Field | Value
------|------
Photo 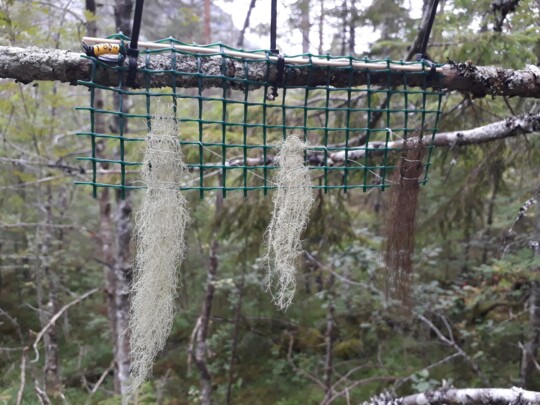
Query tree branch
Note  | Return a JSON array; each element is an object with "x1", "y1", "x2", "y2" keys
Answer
[
  {"x1": 364, "y1": 387, "x2": 540, "y2": 404},
  {"x1": 330, "y1": 113, "x2": 540, "y2": 163},
  {"x1": 16, "y1": 349, "x2": 27, "y2": 405},
  {"x1": 225, "y1": 113, "x2": 540, "y2": 167},
  {"x1": 31, "y1": 287, "x2": 100, "y2": 363},
  {"x1": 417, "y1": 314, "x2": 489, "y2": 386},
  {"x1": 3, "y1": 46, "x2": 540, "y2": 98}
]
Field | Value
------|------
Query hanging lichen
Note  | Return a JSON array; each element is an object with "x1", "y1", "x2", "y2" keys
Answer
[
  {"x1": 126, "y1": 103, "x2": 190, "y2": 402},
  {"x1": 382, "y1": 140, "x2": 425, "y2": 308},
  {"x1": 264, "y1": 135, "x2": 314, "y2": 311}
]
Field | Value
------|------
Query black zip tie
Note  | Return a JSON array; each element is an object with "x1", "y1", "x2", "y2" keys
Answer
[
  {"x1": 267, "y1": 54, "x2": 285, "y2": 101},
  {"x1": 126, "y1": 0, "x2": 145, "y2": 87},
  {"x1": 126, "y1": 48, "x2": 139, "y2": 87},
  {"x1": 266, "y1": 0, "x2": 283, "y2": 100}
]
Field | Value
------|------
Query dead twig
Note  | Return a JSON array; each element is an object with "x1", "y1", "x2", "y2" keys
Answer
[
  {"x1": 417, "y1": 314, "x2": 489, "y2": 385},
  {"x1": 16, "y1": 348, "x2": 27, "y2": 405},
  {"x1": 34, "y1": 382, "x2": 52, "y2": 405},
  {"x1": 84, "y1": 360, "x2": 114, "y2": 405},
  {"x1": 31, "y1": 288, "x2": 99, "y2": 363},
  {"x1": 285, "y1": 333, "x2": 326, "y2": 390}
]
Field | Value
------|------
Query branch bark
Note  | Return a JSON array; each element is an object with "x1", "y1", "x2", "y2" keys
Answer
[
  {"x1": 193, "y1": 238, "x2": 218, "y2": 405},
  {"x1": 321, "y1": 298, "x2": 335, "y2": 405},
  {"x1": 112, "y1": 195, "x2": 132, "y2": 397},
  {"x1": 227, "y1": 113, "x2": 540, "y2": 167},
  {"x1": 520, "y1": 219, "x2": 540, "y2": 388},
  {"x1": 329, "y1": 113, "x2": 540, "y2": 163},
  {"x1": 364, "y1": 387, "x2": 540, "y2": 405},
  {"x1": 31, "y1": 287, "x2": 99, "y2": 363},
  {"x1": 417, "y1": 314, "x2": 489, "y2": 386},
  {"x1": 4, "y1": 45, "x2": 540, "y2": 98},
  {"x1": 237, "y1": 0, "x2": 256, "y2": 48},
  {"x1": 225, "y1": 261, "x2": 245, "y2": 405}
]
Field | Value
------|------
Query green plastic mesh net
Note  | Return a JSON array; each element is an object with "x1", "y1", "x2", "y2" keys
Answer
[{"x1": 76, "y1": 34, "x2": 444, "y2": 198}]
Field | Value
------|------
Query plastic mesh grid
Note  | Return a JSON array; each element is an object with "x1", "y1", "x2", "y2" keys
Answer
[{"x1": 76, "y1": 34, "x2": 444, "y2": 198}]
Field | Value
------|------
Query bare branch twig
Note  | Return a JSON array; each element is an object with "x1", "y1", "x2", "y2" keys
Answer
[
  {"x1": 417, "y1": 314, "x2": 489, "y2": 386},
  {"x1": 16, "y1": 349, "x2": 27, "y2": 405},
  {"x1": 31, "y1": 288, "x2": 99, "y2": 363}
]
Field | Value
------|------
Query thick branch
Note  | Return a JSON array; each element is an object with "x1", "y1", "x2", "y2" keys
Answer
[
  {"x1": 3, "y1": 46, "x2": 540, "y2": 98},
  {"x1": 227, "y1": 113, "x2": 540, "y2": 167},
  {"x1": 365, "y1": 387, "x2": 540, "y2": 405},
  {"x1": 330, "y1": 113, "x2": 540, "y2": 163}
]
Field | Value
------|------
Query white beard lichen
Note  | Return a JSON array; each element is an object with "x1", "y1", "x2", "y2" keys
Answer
[
  {"x1": 126, "y1": 103, "x2": 190, "y2": 402},
  {"x1": 264, "y1": 134, "x2": 314, "y2": 311}
]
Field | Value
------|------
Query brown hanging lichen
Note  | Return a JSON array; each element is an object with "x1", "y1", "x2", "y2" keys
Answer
[{"x1": 382, "y1": 140, "x2": 425, "y2": 308}]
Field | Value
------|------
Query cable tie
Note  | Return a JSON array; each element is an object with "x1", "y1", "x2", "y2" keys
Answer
[
  {"x1": 126, "y1": 47, "x2": 139, "y2": 87},
  {"x1": 267, "y1": 53, "x2": 285, "y2": 101}
]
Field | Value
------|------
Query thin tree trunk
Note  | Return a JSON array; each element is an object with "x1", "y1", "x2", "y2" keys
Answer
[
  {"x1": 204, "y1": 0, "x2": 211, "y2": 44},
  {"x1": 194, "y1": 190, "x2": 223, "y2": 405},
  {"x1": 237, "y1": 0, "x2": 256, "y2": 48},
  {"x1": 482, "y1": 159, "x2": 503, "y2": 264},
  {"x1": 194, "y1": 239, "x2": 217, "y2": 405},
  {"x1": 300, "y1": 0, "x2": 310, "y2": 54},
  {"x1": 114, "y1": 0, "x2": 133, "y2": 37},
  {"x1": 322, "y1": 297, "x2": 335, "y2": 403},
  {"x1": 225, "y1": 260, "x2": 245, "y2": 405},
  {"x1": 520, "y1": 280, "x2": 540, "y2": 388},
  {"x1": 89, "y1": 0, "x2": 135, "y2": 396},
  {"x1": 114, "y1": 195, "x2": 133, "y2": 396},
  {"x1": 340, "y1": 0, "x2": 347, "y2": 55},
  {"x1": 100, "y1": 188, "x2": 121, "y2": 392},
  {"x1": 520, "y1": 203, "x2": 540, "y2": 388},
  {"x1": 85, "y1": 0, "x2": 123, "y2": 394},
  {"x1": 85, "y1": 0, "x2": 97, "y2": 37},
  {"x1": 348, "y1": 0, "x2": 356, "y2": 53},
  {"x1": 35, "y1": 185, "x2": 61, "y2": 394},
  {"x1": 318, "y1": 0, "x2": 324, "y2": 54},
  {"x1": 369, "y1": 0, "x2": 440, "y2": 131}
]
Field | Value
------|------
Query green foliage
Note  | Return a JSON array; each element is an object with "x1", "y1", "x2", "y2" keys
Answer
[{"x1": 2, "y1": 0, "x2": 540, "y2": 404}]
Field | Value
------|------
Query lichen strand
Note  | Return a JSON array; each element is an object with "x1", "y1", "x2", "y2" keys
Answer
[
  {"x1": 264, "y1": 135, "x2": 314, "y2": 311},
  {"x1": 126, "y1": 103, "x2": 190, "y2": 402}
]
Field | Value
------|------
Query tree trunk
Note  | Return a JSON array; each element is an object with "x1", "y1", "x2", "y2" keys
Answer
[
  {"x1": 204, "y1": 0, "x2": 212, "y2": 44},
  {"x1": 110, "y1": 1, "x2": 134, "y2": 396},
  {"x1": 340, "y1": 0, "x2": 347, "y2": 55},
  {"x1": 35, "y1": 185, "x2": 61, "y2": 394},
  {"x1": 520, "y1": 280, "x2": 540, "y2": 389},
  {"x1": 114, "y1": 0, "x2": 133, "y2": 37},
  {"x1": 407, "y1": 0, "x2": 439, "y2": 60},
  {"x1": 226, "y1": 256, "x2": 245, "y2": 405},
  {"x1": 482, "y1": 159, "x2": 503, "y2": 264},
  {"x1": 318, "y1": 0, "x2": 324, "y2": 54},
  {"x1": 520, "y1": 202, "x2": 540, "y2": 388},
  {"x1": 85, "y1": 0, "x2": 124, "y2": 394},
  {"x1": 300, "y1": 0, "x2": 310, "y2": 54},
  {"x1": 348, "y1": 0, "x2": 356, "y2": 53},
  {"x1": 193, "y1": 239, "x2": 217, "y2": 405},
  {"x1": 237, "y1": 0, "x2": 257, "y2": 48},
  {"x1": 113, "y1": 195, "x2": 133, "y2": 396},
  {"x1": 322, "y1": 297, "x2": 335, "y2": 404}
]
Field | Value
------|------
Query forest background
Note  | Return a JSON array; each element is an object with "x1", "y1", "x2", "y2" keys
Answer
[{"x1": 1, "y1": 0, "x2": 540, "y2": 404}]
